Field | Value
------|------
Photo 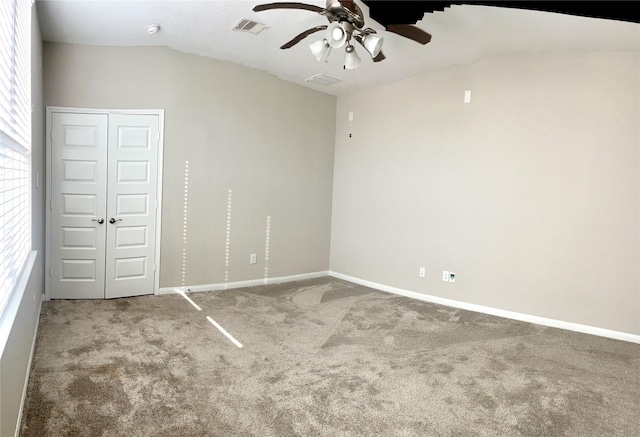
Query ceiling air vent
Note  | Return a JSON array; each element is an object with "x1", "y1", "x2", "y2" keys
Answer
[
  {"x1": 306, "y1": 74, "x2": 341, "y2": 86},
  {"x1": 232, "y1": 19, "x2": 267, "y2": 34}
]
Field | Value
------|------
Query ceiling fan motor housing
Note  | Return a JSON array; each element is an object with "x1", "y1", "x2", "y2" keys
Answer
[{"x1": 325, "y1": 0, "x2": 365, "y2": 29}]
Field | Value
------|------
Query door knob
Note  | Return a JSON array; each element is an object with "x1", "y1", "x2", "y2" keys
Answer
[
  {"x1": 109, "y1": 218, "x2": 122, "y2": 224},
  {"x1": 92, "y1": 218, "x2": 105, "y2": 224}
]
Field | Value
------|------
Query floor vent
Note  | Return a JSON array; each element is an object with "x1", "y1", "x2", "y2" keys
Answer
[
  {"x1": 306, "y1": 74, "x2": 341, "y2": 85},
  {"x1": 232, "y1": 19, "x2": 268, "y2": 34}
]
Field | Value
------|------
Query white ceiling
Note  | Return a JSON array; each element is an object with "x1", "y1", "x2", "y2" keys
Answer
[{"x1": 36, "y1": 0, "x2": 640, "y2": 96}]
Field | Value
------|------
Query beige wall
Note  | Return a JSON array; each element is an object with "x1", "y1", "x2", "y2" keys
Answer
[
  {"x1": 331, "y1": 52, "x2": 639, "y2": 335},
  {"x1": 43, "y1": 43, "x2": 336, "y2": 288},
  {"x1": 42, "y1": 43, "x2": 639, "y2": 336}
]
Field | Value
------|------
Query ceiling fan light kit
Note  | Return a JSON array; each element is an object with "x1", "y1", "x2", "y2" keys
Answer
[
  {"x1": 327, "y1": 22, "x2": 348, "y2": 48},
  {"x1": 253, "y1": 0, "x2": 432, "y2": 71},
  {"x1": 361, "y1": 33, "x2": 383, "y2": 58},
  {"x1": 344, "y1": 44, "x2": 361, "y2": 69},
  {"x1": 309, "y1": 38, "x2": 332, "y2": 63}
]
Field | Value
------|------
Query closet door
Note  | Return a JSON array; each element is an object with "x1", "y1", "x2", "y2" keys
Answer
[
  {"x1": 50, "y1": 113, "x2": 108, "y2": 299},
  {"x1": 104, "y1": 114, "x2": 159, "y2": 299}
]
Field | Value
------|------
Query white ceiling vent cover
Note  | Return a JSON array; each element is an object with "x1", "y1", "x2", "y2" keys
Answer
[
  {"x1": 306, "y1": 74, "x2": 341, "y2": 86},
  {"x1": 232, "y1": 19, "x2": 268, "y2": 34}
]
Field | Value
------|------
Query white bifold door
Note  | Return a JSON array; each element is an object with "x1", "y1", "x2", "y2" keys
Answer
[{"x1": 49, "y1": 111, "x2": 160, "y2": 299}]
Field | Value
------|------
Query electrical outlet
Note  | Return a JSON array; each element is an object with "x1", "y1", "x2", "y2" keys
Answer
[
  {"x1": 449, "y1": 272, "x2": 456, "y2": 283},
  {"x1": 442, "y1": 270, "x2": 449, "y2": 282},
  {"x1": 250, "y1": 253, "x2": 257, "y2": 264},
  {"x1": 419, "y1": 267, "x2": 426, "y2": 278}
]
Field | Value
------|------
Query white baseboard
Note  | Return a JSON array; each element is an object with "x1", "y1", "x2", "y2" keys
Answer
[
  {"x1": 329, "y1": 271, "x2": 640, "y2": 344},
  {"x1": 157, "y1": 270, "x2": 330, "y2": 295},
  {"x1": 15, "y1": 296, "x2": 43, "y2": 437}
]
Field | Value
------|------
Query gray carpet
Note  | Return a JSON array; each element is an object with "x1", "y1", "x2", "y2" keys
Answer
[{"x1": 20, "y1": 277, "x2": 640, "y2": 436}]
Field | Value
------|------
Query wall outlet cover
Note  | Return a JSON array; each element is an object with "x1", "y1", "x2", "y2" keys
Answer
[
  {"x1": 449, "y1": 272, "x2": 456, "y2": 283},
  {"x1": 419, "y1": 267, "x2": 426, "y2": 278},
  {"x1": 442, "y1": 270, "x2": 449, "y2": 281}
]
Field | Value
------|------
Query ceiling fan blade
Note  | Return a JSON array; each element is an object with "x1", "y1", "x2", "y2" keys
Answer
[
  {"x1": 280, "y1": 25, "x2": 328, "y2": 49},
  {"x1": 385, "y1": 24, "x2": 431, "y2": 45},
  {"x1": 253, "y1": 2, "x2": 325, "y2": 13}
]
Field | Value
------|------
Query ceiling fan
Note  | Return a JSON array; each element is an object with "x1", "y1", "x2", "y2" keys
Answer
[{"x1": 252, "y1": 0, "x2": 432, "y2": 69}]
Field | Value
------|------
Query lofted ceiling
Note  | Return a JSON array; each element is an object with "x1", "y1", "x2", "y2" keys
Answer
[{"x1": 36, "y1": 0, "x2": 640, "y2": 96}]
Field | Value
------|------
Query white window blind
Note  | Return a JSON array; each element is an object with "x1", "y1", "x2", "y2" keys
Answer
[{"x1": 0, "y1": 0, "x2": 31, "y2": 313}]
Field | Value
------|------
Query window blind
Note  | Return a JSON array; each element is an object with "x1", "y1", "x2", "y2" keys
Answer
[{"x1": 0, "y1": 0, "x2": 31, "y2": 313}]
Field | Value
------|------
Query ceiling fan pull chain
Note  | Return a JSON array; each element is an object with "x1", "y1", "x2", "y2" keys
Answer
[{"x1": 349, "y1": 67, "x2": 354, "y2": 138}]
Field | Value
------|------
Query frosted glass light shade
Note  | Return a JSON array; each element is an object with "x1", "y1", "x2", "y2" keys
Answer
[
  {"x1": 327, "y1": 22, "x2": 347, "y2": 48},
  {"x1": 361, "y1": 34, "x2": 383, "y2": 57},
  {"x1": 309, "y1": 39, "x2": 331, "y2": 63},
  {"x1": 344, "y1": 45, "x2": 361, "y2": 69}
]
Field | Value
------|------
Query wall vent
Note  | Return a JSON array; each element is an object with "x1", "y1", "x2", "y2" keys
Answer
[
  {"x1": 232, "y1": 19, "x2": 268, "y2": 34},
  {"x1": 306, "y1": 74, "x2": 341, "y2": 86}
]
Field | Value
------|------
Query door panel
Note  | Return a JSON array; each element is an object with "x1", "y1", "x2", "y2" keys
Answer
[
  {"x1": 105, "y1": 114, "x2": 159, "y2": 299},
  {"x1": 114, "y1": 226, "x2": 148, "y2": 248},
  {"x1": 50, "y1": 113, "x2": 108, "y2": 299},
  {"x1": 62, "y1": 159, "x2": 98, "y2": 182},
  {"x1": 61, "y1": 227, "x2": 98, "y2": 248},
  {"x1": 61, "y1": 259, "x2": 96, "y2": 280},
  {"x1": 117, "y1": 161, "x2": 149, "y2": 183},
  {"x1": 115, "y1": 193, "x2": 149, "y2": 216}
]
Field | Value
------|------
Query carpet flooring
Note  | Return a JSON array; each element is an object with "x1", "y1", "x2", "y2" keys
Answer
[{"x1": 20, "y1": 277, "x2": 639, "y2": 436}]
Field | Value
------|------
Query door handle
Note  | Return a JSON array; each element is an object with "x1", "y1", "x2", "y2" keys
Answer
[
  {"x1": 92, "y1": 218, "x2": 105, "y2": 224},
  {"x1": 109, "y1": 218, "x2": 122, "y2": 224}
]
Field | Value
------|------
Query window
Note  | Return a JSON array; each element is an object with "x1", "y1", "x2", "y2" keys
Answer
[{"x1": 0, "y1": 0, "x2": 31, "y2": 312}]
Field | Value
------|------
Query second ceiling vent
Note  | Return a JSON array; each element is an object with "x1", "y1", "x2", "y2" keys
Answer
[{"x1": 232, "y1": 19, "x2": 268, "y2": 34}]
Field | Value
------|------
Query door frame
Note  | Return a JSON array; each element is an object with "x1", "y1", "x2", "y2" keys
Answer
[{"x1": 45, "y1": 107, "x2": 165, "y2": 301}]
